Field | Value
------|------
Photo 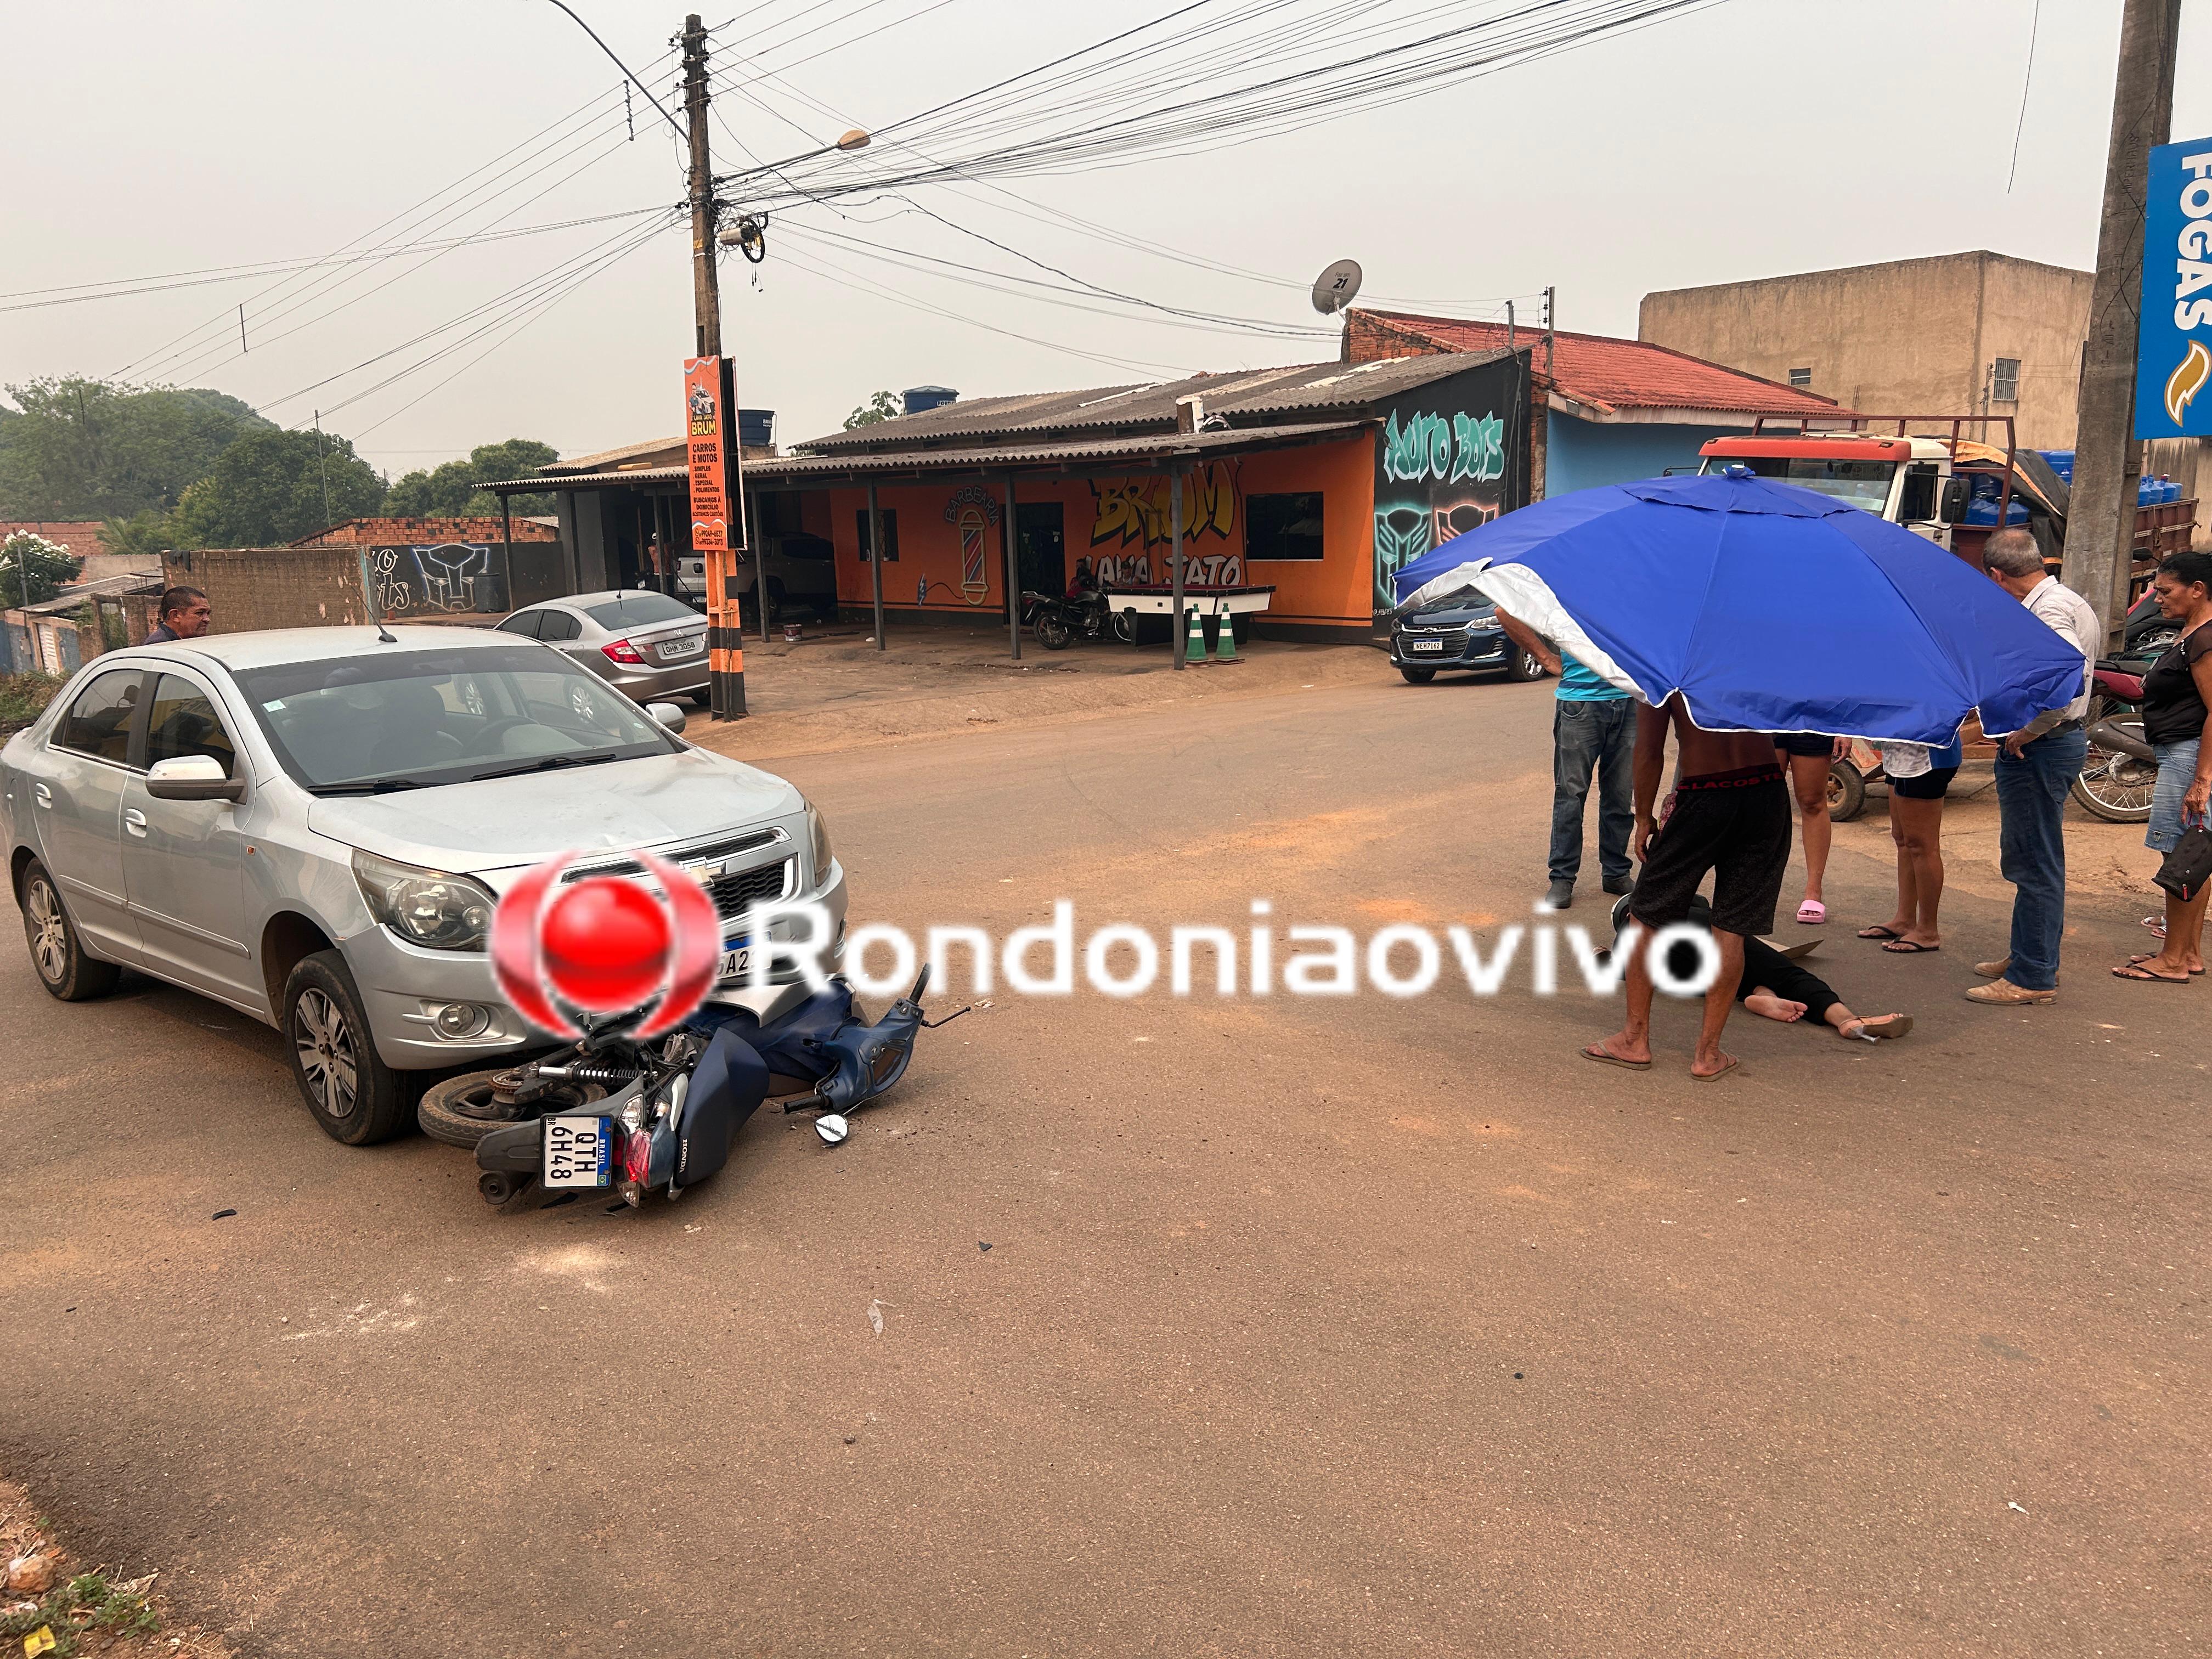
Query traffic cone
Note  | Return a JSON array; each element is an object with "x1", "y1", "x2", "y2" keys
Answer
[
  {"x1": 1183, "y1": 604, "x2": 1210, "y2": 664},
  {"x1": 1212, "y1": 607, "x2": 1239, "y2": 663}
]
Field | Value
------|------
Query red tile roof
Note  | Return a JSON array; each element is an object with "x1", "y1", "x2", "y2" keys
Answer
[{"x1": 1346, "y1": 311, "x2": 1848, "y2": 420}]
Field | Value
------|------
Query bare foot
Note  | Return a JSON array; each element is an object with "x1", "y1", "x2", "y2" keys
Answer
[
  {"x1": 1588, "y1": 1031, "x2": 1651, "y2": 1066},
  {"x1": 1744, "y1": 992, "x2": 1806, "y2": 1023},
  {"x1": 1891, "y1": 929, "x2": 1941, "y2": 951}
]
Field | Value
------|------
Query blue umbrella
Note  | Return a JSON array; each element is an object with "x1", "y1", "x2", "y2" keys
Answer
[{"x1": 1390, "y1": 472, "x2": 2085, "y2": 743}]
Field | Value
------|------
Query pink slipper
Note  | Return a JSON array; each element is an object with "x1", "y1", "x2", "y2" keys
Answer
[{"x1": 1796, "y1": 900, "x2": 1827, "y2": 924}]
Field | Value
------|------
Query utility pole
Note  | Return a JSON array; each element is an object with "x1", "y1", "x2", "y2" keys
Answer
[
  {"x1": 681, "y1": 13, "x2": 720, "y2": 358},
  {"x1": 2064, "y1": 0, "x2": 2182, "y2": 640},
  {"x1": 681, "y1": 12, "x2": 747, "y2": 716}
]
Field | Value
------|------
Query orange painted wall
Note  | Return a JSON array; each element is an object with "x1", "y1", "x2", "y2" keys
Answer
[{"x1": 820, "y1": 433, "x2": 1377, "y2": 629}]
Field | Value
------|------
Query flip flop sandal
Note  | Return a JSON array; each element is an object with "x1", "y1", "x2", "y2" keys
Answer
[
  {"x1": 1691, "y1": 1056, "x2": 1742, "y2": 1081},
  {"x1": 1841, "y1": 1015, "x2": 1914, "y2": 1041},
  {"x1": 2125, "y1": 952, "x2": 2204, "y2": 974},
  {"x1": 1856, "y1": 925, "x2": 1904, "y2": 940},
  {"x1": 2112, "y1": 963, "x2": 2193, "y2": 984},
  {"x1": 1581, "y1": 1044, "x2": 1652, "y2": 1071},
  {"x1": 1796, "y1": 901, "x2": 1827, "y2": 924},
  {"x1": 1881, "y1": 940, "x2": 1940, "y2": 954}
]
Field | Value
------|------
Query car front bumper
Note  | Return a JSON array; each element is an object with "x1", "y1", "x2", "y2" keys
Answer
[
  {"x1": 1390, "y1": 625, "x2": 1510, "y2": 670},
  {"x1": 349, "y1": 861, "x2": 850, "y2": 1070}
]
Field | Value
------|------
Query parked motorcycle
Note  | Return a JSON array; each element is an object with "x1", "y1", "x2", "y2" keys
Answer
[
  {"x1": 421, "y1": 969, "x2": 953, "y2": 1207},
  {"x1": 2070, "y1": 659, "x2": 2158, "y2": 823},
  {"x1": 1020, "y1": 588, "x2": 1132, "y2": 650}
]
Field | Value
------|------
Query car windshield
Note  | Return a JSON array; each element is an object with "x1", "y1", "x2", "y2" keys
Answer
[
  {"x1": 586, "y1": 592, "x2": 696, "y2": 630},
  {"x1": 232, "y1": 643, "x2": 676, "y2": 794},
  {"x1": 1701, "y1": 455, "x2": 1896, "y2": 511}
]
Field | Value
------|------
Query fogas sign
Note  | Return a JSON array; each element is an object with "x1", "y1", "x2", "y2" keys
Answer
[{"x1": 2137, "y1": 138, "x2": 2212, "y2": 439}]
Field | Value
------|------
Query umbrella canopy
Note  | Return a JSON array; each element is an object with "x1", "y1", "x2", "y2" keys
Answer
[{"x1": 1390, "y1": 472, "x2": 2086, "y2": 743}]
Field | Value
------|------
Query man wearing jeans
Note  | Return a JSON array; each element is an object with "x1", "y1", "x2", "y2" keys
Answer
[
  {"x1": 1498, "y1": 607, "x2": 1633, "y2": 910},
  {"x1": 1968, "y1": 530, "x2": 2096, "y2": 1006}
]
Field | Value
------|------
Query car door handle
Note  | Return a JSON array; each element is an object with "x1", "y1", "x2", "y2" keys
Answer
[
  {"x1": 33, "y1": 782, "x2": 53, "y2": 809},
  {"x1": 124, "y1": 808, "x2": 149, "y2": 838}
]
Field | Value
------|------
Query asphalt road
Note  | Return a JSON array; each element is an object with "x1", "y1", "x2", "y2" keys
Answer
[{"x1": 3, "y1": 669, "x2": 2205, "y2": 1657}]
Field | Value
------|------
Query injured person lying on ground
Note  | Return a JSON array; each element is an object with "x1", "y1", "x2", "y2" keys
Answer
[{"x1": 1610, "y1": 891, "x2": 1914, "y2": 1043}]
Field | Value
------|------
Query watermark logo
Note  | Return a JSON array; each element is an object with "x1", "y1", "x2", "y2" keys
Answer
[{"x1": 490, "y1": 853, "x2": 720, "y2": 1038}]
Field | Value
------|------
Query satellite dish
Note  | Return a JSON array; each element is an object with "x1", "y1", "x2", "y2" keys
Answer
[{"x1": 1311, "y1": 258, "x2": 1363, "y2": 315}]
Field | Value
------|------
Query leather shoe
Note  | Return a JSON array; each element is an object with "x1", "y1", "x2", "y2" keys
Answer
[
  {"x1": 1965, "y1": 978, "x2": 2055, "y2": 1005},
  {"x1": 1601, "y1": 873, "x2": 1633, "y2": 895},
  {"x1": 1539, "y1": 879, "x2": 1574, "y2": 911},
  {"x1": 1973, "y1": 958, "x2": 2009, "y2": 979}
]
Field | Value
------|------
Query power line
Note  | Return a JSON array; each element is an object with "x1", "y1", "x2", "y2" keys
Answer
[{"x1": 539, "y1": 0, "x2": 687, "y2": 139}]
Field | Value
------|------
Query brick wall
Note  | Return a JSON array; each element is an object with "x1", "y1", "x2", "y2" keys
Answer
[
  {"x1": 161, "y1": 547, "x2": 374, "y2": 635},
  {"x1": 289, "y1": 516, "x2": 558, "y2": 547}
]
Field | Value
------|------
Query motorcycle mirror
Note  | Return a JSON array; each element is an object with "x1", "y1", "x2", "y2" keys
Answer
[{"x1": 814, "y1": 1113, "x2": 850, "y2": 1147}]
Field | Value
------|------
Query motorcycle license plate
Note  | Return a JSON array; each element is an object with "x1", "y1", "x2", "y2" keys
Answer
[
  {"x1": 716, "y1": 939, "x2": 752, "y2": 983},
  {"x1": 1408, "y1": 639, "x2": 1445, "y2": 653},
  {"x1": 543, "y1": 1115, "x2": 614, "y2": 1189}
]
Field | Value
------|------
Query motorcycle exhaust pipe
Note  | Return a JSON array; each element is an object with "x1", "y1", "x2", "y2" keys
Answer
[{"x1": 2086, "y1": 716, "x2": 2155, "y2": 763}]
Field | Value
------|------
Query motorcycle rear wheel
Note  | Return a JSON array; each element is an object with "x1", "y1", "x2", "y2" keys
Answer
[
  {"x1": 419, "y1": 1070, "x2": 609, "y2": 1149},
  {"x1": 1036, "y1": 613, "x2": 1073, "y2": 650},
  {"x1": 2070, "y1": 743, "x2": 2157, "y2": 822}
]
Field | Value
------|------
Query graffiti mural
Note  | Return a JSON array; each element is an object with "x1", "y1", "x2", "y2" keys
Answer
[
  {"x1": 1082, "y1": 462, "x2": 1241, "y2": 587},
  {"x1": 367, "y1": 544, "x2": 492, "y2": 615},
  {"x1": 1369, "y1": 357, "x2": 1530, "y2": 612},
  {"x1": 942, "y1": 486, "x2": 1000, "y2": 606}
]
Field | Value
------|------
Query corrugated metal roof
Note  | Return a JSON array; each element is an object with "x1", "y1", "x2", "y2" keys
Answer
[
  {"x1": 542, "y1": 436, "x2": 686, "y2": 473},
  {"x1": 483, "y1": 465, "x2": 690, "y2": 493},
  {"x1": 792, "y1": 354, "x2": 1510, "y2": 454},
  {"x1": 1348, "y1": 311, "x2": 1847, "y2": 419},
  {"x1": 485, "y1": 421, "x2": 1369, "y2": 493}
]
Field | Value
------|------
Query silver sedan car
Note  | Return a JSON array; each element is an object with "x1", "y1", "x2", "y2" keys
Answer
[
  {"x1": 496, "y1": 589, "x2": 709, "y2": 706},
  {"x1": 2, "y1": 627, "x2": 846, "y2": 1146}
]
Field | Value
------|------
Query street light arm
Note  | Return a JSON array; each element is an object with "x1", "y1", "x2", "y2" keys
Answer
[
  {"x1": 541, "y1": 0, "x2": 688, "y2": 144},
  {"x1": 713, "y1": 130, "x2": 870, "y2": 189}
]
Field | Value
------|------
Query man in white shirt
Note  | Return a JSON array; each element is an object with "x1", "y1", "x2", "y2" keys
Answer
[{"x1": 1968, "y1": 529, "x2": 2096, "y2": 1005}]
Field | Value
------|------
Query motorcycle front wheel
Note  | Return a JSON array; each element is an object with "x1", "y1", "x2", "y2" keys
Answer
[{"x1": 419, "y1": 1070, "x2": 610, "y2": 1148}]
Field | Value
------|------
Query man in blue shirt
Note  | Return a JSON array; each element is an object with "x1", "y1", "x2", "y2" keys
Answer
[{"x1": 1499, "y1": 607, "x2": 1634, "y2": 910}]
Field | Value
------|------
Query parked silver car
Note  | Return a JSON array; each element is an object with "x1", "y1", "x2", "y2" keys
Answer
[
  {"x1": 2, "y1": 628, "x2": 846, "y2": 1146},
  {"x1": 496, "y1": 589, "x2": 708, "y2": 706}
]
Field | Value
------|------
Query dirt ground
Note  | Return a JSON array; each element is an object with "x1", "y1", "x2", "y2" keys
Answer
[{"x1": 2, "y1": 1477, "x2": 232, "y2": 1657}]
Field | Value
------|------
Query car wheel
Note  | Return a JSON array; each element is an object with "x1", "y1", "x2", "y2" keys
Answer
[
  {"x1": 1826, "y1": 759, "x2": 1867, "y2": 823},
  {"x1": 1507, "y1": 644, "x2": 1548, "y2": 682},
  {"x1": 283, "y1": 950, "x2": 413, "y2": 1145},
  {"x1": 418, "y1": 1069, "x2": 608, "y2": 1149},
  {"x1": 19, "y1": 859, "x2": 121, "y2": 1001},
  {"x1": 1398, "y1": 666, "x2": 1437, "y2": 684}
]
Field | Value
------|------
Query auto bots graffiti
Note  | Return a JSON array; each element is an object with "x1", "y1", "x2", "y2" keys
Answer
[
  {"x1": 1369, "y1": 358, "x2": 1529, "y2": 612},
  {"x1": 1086, "y1": 461, "x2": 1242, "y2": 586}
]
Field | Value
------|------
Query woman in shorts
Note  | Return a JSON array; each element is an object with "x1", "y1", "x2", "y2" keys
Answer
[
  {"x1": 2115, "y1": 550, "x2": 2212, "y2": 983},
  {"x1": 1772, "y1": 732, "x2": 1849, "y2": 924},
  {"x1": 1855, "y1": 733, "x2": 1963, "y2": 955}
]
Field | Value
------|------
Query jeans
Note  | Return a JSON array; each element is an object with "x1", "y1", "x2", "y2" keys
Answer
[
  {"x1": 1994, "y1": 726, "x2": 2088, "y2": 991},
  {"x1": 1549, "y1": 697, "x2": 1635, "y2": 884}
]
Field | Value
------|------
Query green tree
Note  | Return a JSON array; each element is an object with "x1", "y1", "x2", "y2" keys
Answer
[
  {"x1": 0, "y1": 531, "x2": 82, "y2": 605},
  {"x1": 0, "y1": 379, "x2": 269, "y2": 520},
  {"x1": 99, "y1": 507, "x2": 187, "y2": 561},
  {"x1": 174, "y1": 428, "x2": 386, "y2": 548},
  {"x1": 843, "y1": 390, "x2": 900, "y2": 429},
  {"x1": 386, "y1": 437, "x2": 558, "y2": 518}
]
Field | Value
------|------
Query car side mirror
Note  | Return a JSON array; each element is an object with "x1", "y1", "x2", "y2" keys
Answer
[
  {"x1": 646, "y1": 701, "x2": 688, "y2": 733},
  {"x1": 1939, "y1": 476, "x2": 1971, "y2": 526},
  {"x1": 145, "y1": 754, "x2": 244, "y2": 803}
]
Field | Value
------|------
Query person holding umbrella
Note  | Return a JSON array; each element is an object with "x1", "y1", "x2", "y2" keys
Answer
[{"x1": 1389, "y1": 471, "x2": 2090, "y2": 1075}]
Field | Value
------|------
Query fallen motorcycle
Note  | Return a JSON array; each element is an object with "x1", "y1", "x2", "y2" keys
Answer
[{"x1": 419, "y1": 969, "x2": 953, "y2": 1207}]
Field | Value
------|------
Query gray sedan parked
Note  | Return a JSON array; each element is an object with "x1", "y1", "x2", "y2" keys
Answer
[
  {"x1": 496, "y1": 589, "x2": 708, "y2": 706},
  {"x1": 3, "y1": 628, "x2": 846, "y2": 1146}
]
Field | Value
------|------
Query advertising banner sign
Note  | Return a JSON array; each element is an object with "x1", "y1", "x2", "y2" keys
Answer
[
  {"x1": 2136, "y1": 137, "x2": 2212, "y2": 439},
  {"x1": 685, "y1": 356, "x2": 733, "y2": 551}
]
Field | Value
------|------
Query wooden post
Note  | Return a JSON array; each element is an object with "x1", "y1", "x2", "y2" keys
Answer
[
  {"x1": 500, "y1": 496, "x2": 513, "y2": 612},
  {"x1": 1170, "y1": 467, "x2": 1184, "y2": 671},
  {"x1": 867, "y1": 480, "x2": 886, "y2": 650},
  {"x1": 1003, "y1": 473, "x2": 1020, "y2": 661}
]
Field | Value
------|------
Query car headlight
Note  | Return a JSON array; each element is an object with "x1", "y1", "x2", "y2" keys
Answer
[
  {"x1": 806, "y1": 803, "x2": 834, "y2": 884},
  {"x1": 352, "y1": 850, "x2": 496, "y2": 952}
]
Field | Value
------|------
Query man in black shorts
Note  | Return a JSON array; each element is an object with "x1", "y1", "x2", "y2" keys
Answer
[{"x1": 1584, "y1": 693, "x2": 1792, "y2": 1080}]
